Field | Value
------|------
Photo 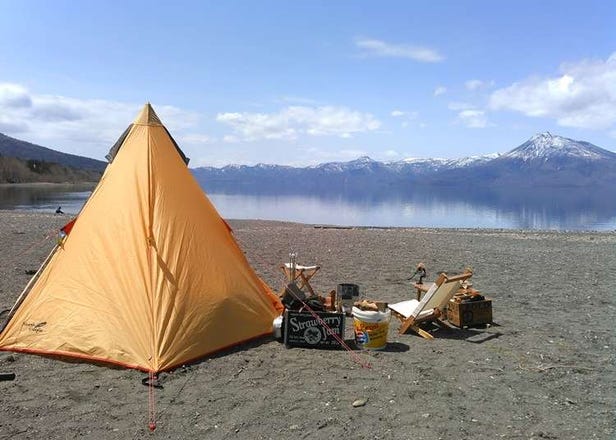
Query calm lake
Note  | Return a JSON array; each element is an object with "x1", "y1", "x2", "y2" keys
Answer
[{"x1": 1, "y1": 183, "x2": 615, "y2": 231}]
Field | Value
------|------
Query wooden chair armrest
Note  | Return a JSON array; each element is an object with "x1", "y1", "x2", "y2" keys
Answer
[{"x1": 443, "y1": 271, "x2": 473, "y2": 283}]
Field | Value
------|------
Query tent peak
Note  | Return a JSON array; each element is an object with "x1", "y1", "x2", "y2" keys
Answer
[
  {"x1": 134, "y1": 103, "x2": 162, "y2": 126},
  {"x1": 106, "y1": 102, "x2": 190, "y2": 165}
]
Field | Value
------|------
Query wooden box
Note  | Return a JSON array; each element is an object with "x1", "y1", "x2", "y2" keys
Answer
[{"x1": 447, "y1": 298, "x2": 492, "y2": 328}]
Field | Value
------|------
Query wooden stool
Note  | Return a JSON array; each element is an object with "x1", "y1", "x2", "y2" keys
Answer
[{"x1": 281, "y1": 263, "x2": 320, "y2": 296}]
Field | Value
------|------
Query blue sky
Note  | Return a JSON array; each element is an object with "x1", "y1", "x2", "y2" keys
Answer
[{"x1": 0, "y1": 0, "x2": 614, "y2": 166}]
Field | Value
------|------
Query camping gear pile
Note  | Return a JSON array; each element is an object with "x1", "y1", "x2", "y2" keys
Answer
[
  {"x1": 279, "y1": 253, "x2": 350, "y2": 315},
  {"x1": 277, "y1": 253, "x2": 348, "y2": 348},
  {"x1": 389, "y1": 267, "x2": 493, "y2": 339}
]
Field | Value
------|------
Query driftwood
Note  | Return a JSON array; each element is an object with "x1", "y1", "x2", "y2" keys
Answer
[{"x1": 518, "y1": 362, "x2": 595, "y2": 373}]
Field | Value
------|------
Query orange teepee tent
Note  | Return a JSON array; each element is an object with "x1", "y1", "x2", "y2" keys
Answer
[{"x1": 0, "y1": 104, "x2": 282, "y2": 372}]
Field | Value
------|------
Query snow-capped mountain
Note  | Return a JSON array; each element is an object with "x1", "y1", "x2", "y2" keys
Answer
[
  {"x1": 502, "y1": 132, "x2": 616, "y2": 162},
  {"x1": 386, "y1": 153, "x2": 501, "y2": 174},
  {"x1": 311, "y1": 156, "x2": 386, "y2": 173},
  {"x1": 433, "y1": 132, "x2": 616, "y2": 187},
  {"x1": 192, "y1": 133, "x2": 616, "y2": 191}
]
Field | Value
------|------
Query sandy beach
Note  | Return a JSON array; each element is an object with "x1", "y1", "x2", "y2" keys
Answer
[{"x1": 0, "y1": 210, "x2": 614, "y2": 439}]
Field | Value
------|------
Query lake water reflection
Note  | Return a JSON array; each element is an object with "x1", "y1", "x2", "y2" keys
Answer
[
  {"x1": 1, "y1": 184, "x2": 615, "y2": 231},
  {"x1": 0, "y1": 184, "x2": 93, "y2": 215},
  {"x1": 208, "y1": 187, "x2": 616, "y2": 231}
]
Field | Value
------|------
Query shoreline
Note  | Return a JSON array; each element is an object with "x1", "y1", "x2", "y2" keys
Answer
[
  {"x1": 2, "y1": 209, "x2": 616, "y2": 235},
  {"x1": 0, "y1": 182, "x2": 97, "y2": 188}
]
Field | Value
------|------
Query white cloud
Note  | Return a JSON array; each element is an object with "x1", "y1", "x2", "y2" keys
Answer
[
  {"x1": 0, "y1": 82, "x2": 200, "y2": 159},
  {"x1": 464, "y1": 79, "x2": 495, "y2": 91},
  {"x1": 465, "y1": 80, "x2": 482, "y2": 91},
  {"x1": 216, "y1": 106, "x2": 381, "y2": 141},
  {"x1": 355, "y1": 38, "x2": 444, "y2": 63},
  {"x1": 433, "y1": 86, "x2": 447, "y2": 96},
  {"x1": 448, "y1": 101, "x2": 474, "y2": 111},
  {"x1": 489, "y1": 53, "x2": 616, "y2": 129},
  {"x1": 446, "y1": 101, "x2": 491, "y2": 129},
  {"x1": 456, "y1": 110, "x2": 488, "y2": 128},
  {"x1": 390, "y1": 109, "x2": 419, "y2": 128},
  {"x1": 223, "y1": 135, "x2": 239, "y2": 143},
  {"x1": 390, "y1": 110, "x2": 418, "y2": 119},
  {"x1": 0, "y1": 83, "x2": 32, "y2": 108},
  {"x1": 180, "y1": 134, "x2": 215, "y2": 145}
]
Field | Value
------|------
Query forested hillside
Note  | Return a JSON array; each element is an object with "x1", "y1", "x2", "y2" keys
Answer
[{"x1": 0, "y1": 155, "x2": 102, "y2": 183}]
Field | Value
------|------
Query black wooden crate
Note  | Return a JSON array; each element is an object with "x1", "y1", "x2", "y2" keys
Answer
[{"x1": 283, "y1": 310, "x2": 345, "y2": 348}]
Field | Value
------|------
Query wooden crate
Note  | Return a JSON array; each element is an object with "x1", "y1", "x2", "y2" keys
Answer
[
  {"x1": 283, "y1": 310, "x2": 345, "y2": 348},
  {"x1": 447, "y1": 298, "x2": 492, "y2": 328}
]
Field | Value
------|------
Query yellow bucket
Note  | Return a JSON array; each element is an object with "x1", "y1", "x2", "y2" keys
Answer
[{"x1": 352, "y1": 307, "x2": 391, "y2": 350}]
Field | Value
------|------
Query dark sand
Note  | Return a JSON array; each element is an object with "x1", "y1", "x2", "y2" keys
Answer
[{"x1": 0, "y1": 211, "x2": 614, "y2": 439}]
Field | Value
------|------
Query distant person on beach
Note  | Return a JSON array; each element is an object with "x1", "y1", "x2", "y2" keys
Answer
[{"x1": 55, "y1": 206, "x2": 64, "y2": 214}]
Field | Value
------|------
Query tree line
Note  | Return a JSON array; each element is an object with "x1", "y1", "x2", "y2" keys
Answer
[{"x1": 0, "y1": 155, "x2": 102, "y2": 183}]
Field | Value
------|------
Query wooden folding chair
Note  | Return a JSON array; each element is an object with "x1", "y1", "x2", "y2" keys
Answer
[
  {"x1": 280, "y1": 262, "x2": 320, "y2": 296},
  {"x1": 388, "y1": 271, "x2": 473, "y2": 339}
]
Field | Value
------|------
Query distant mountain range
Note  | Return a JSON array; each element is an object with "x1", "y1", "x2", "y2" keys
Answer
[
  {"x1": 193, "y1": 132, "x2": 616, "y2": 192},
  {"x1": 2, "y1": 130, "x2": 615, "y2": 189}
]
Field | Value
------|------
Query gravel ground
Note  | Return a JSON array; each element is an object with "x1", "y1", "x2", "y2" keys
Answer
[{"x1": 0, "y1": 211, "x2": 614, "y2": 439}]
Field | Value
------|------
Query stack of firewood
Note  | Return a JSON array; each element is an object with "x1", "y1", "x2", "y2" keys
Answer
[{"x1": 353, "y1": 299, "x2": 388, "y2": 312}]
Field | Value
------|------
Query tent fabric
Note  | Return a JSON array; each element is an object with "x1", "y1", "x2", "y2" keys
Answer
[
  {"x1": 0, "y1": 104, "x2": 283, "y2": 372},
  {"x1": 106, "y1": 104, "x2": 189, "y2": 165}
]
